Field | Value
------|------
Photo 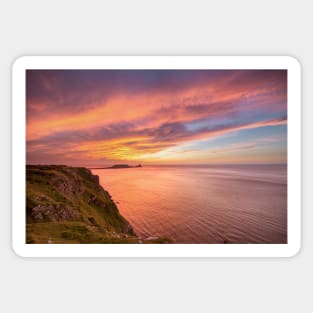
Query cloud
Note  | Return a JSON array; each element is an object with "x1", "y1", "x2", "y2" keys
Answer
[{"x1": 26, "y1": 70, "x2": 287, "y2": 165}]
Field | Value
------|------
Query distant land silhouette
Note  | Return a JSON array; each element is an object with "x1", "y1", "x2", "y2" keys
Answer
[{"x1": 90, "y1": 164, "x2": 142, "y2": 169}]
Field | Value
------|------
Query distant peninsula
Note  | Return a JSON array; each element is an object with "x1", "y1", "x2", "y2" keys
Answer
[{"x1": 90, "y1": 164, "x2": 142, "y2": 169}]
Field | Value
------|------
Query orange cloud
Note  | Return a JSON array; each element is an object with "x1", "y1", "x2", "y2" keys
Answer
[{"x1": 26, "y1": 70, "x2": 287, "y2": 165}]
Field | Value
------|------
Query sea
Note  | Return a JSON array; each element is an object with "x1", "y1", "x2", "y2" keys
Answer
[{"x1": 92, "y1": 164, "x2": 287, "y2": 244}]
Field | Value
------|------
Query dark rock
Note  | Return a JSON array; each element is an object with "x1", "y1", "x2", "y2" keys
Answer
[{"x1": 31, "y1": 204, "x2": 81, "y2": 222}]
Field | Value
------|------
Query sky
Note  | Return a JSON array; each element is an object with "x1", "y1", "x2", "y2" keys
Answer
[{"x1": 26, "y1": 69, "x2": 287, "y2": 166}]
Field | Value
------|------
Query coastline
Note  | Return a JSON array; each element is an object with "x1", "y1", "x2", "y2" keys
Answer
[{"x1": 26, "y1": 165, "x2": 172, "y2": 244}]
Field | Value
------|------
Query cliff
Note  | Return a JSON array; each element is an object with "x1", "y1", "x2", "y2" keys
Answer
[{"x1": 26, "y1": 165, "x2": 171, "y2": 244}]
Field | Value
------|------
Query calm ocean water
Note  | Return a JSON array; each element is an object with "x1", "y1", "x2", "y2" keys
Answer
[{"x1": 92, "y1": 164, "x2": 287, "y2": 244}]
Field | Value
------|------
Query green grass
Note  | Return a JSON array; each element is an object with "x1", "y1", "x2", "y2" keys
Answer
[
  {"x1": 26, "y1": 222, "x2": 173, "y2": 244},
  {"x1": 26, "y1": 222, "x2": 139, "y2": 244}
]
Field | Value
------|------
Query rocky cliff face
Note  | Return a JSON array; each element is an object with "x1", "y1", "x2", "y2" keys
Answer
[{"x1": 26, "y1": 165, "x2": 136, "y2": 243}]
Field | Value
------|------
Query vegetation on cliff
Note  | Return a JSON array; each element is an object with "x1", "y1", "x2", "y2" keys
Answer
[{"x1": 26, "y1": 165, "x2": 171, "y2": 244}]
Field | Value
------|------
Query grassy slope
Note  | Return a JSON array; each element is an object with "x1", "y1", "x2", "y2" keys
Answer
[{"x1": 26, "y1": 165, "x2": 172, "y2": 244}]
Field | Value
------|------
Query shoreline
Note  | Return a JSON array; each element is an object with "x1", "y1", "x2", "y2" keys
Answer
[{"x1": 26, "y1": 165, "x2": 172, "y2": 244}]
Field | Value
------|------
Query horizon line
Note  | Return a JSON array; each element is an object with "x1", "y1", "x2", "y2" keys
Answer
[{"x1": 26, "y1": 162, "x2": 288, "y2": 168}]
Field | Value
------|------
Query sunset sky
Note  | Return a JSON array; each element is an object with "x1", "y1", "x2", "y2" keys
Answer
[{"x1": 26, "y1": 70, "x2": 287, "y2": 166}]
